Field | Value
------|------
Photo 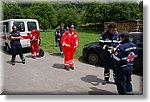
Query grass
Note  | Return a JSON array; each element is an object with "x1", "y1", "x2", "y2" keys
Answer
[{"x1": 40, "y1": 29, "x2": 101, "y2": 59}]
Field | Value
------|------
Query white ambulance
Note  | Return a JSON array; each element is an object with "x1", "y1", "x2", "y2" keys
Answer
[{"x1": 0, "y1": 19, "x2": 40, "y2": 53}]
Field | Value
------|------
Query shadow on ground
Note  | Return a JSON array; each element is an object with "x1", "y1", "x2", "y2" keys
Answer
[
  {"x1": 49, "y1": 53, "x2": 62, "y2": 57},
  {"x1": 81, "y1": 75, "x2": 103, "y2": 86},
  {"x1": 25, "y1": 55, "x2": 32, "y2": 58},
  {"x1": 6, "y1": 60, "x2": 22, "y2": 65},
  {"x1": 88, "y1": 87, "x2": 117, "y2": 95},
  {"x1": 52, "y1": 63, "x2": 64, "y2": 70}
]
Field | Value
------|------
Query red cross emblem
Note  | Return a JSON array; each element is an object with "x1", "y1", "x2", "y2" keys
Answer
[{"x1": 127, "y1": 52, "x2": 135, "y2": 62}]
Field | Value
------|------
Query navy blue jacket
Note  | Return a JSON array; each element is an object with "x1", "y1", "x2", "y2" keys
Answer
[
  {"x1": 10, "y1": 31, "x2": 21, "y2": 45},
  {"x1": 112, "y1": 40, "x2": 138, "y2": 68},
  {"x1": 100, "y1": 31, "x2": 120, "y2": 50}
]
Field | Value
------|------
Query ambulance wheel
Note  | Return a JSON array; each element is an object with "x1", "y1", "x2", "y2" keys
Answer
[
  {"x1": 5, "y1": 44, "x2": 11, "y2": 54},
  {"x1": 88, "y1": 53, "x2": 100, "y2": 65}
]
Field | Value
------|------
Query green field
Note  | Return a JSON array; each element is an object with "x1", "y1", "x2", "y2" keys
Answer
[{"x1": 40, "y1": 29, "x2": 101, "y2": 59}]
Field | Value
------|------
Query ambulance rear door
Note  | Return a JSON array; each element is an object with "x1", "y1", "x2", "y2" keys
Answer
[{"x1": 26, "y1": 20, "x2": 40, "y2": 45}]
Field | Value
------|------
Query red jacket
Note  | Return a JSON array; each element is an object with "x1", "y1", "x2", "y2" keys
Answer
[
  {"x1": 29, "y1": 29, "x2": 40, "y2": 42},
  {"x1": 61, "y1": 31, "x2": 79, "y2": 48}
]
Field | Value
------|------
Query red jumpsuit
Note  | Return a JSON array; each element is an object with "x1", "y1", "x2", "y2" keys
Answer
[
  {"x1": 61, "y1": 31, "x2": 79, "y2": 68},
  {"x1": 29, "y1": 29, "x2": 40, "y2": 57}
]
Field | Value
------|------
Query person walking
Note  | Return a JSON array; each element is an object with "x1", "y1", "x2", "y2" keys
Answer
[{"x1": 61, "y1": 25, "x2": 79, "y2": 71}]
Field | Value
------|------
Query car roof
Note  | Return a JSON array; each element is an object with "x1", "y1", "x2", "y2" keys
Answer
[{"x1": 129, "y1": 32, "x2": 143, "y2": 35}]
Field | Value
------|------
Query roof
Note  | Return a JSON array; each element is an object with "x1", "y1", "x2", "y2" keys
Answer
[{"x1": 0, "y1": 19, "x2": 38, "y2": 22}]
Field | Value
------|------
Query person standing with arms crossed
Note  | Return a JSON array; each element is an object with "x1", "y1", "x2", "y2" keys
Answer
[{"x1": 10, "y1": 25, "x2": 25, "y2": 65}]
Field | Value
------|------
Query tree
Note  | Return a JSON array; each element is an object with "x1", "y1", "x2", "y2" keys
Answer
[
  {"x1": 3, "y1": 2, "x2": 24, "y2": 19},
  {"x1": 57, "y1": 8, "x2": 79, "y2": 27},
  {"x1": 22, "y1": 2, "x2": 57, "y2": 30},
  {"x1": 82, "y1": 2, "x2": 142, "y2": 24}
]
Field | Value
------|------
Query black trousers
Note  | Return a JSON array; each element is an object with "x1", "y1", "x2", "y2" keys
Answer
[
  {"x1": 58, "y1": 37, "x2": 62, "y2": 52},
  {"x1": 11, "y1": 43, "x2": 24, "y2": 61},
  {"x1": 102, "y1": 51, "x2": 116, "y2": 81},
  {"x1": 55, "y1": 36, "x2": 59, "y2": 45}
]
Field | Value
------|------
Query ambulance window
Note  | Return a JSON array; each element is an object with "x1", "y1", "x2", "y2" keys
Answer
[
  {"x1": 13, "y1": 22, "x2": 25, "y2": 32},
  {"x1": 27, "y1": 22, "x2": 37, "y2": 31}
]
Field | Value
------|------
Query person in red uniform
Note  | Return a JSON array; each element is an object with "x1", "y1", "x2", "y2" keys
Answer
[
  {"x1": 29, "y1": 29, "x2": 40, "y2": 59},
  {"x1": 61, "y1": 25, "x2": 79, "y2": 71}
]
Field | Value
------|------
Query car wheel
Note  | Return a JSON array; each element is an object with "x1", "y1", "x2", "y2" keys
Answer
[{"x1": 88, "y1": 53, "x2": 100, "y2": 65}]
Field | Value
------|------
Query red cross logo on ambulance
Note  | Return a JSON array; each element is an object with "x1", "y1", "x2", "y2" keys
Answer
[{"x1": 127, "y1": 52, "x2": 135, "y2": 62}]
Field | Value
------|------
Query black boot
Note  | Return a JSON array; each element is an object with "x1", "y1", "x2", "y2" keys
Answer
[
  {"x1": 61, "y1": 52, "x2": 64, "y2": 58},
  {"x1": 64, "y1": 67, "x2": 70, "y2": 71},
  {"x1": 11, "y1": 59, "x2": 15, "y2": 66},
  {"x1": 21, "y1": 58, "x2": 25, "y2": 64},
  {"x1": 102, "y1": 78, "x2": 109, "y2": 85},
  {"x1": 70, "y1": 66, "x2": 74, "y2": 70}
]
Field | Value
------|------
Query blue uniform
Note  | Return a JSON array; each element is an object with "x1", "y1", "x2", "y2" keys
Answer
[
  {"x1": 112, "y1": 40, "x2": 138, "y2": 95},
  {"x1": 54, "y1": 29, "x2": 59, "y2": 46},
  {"x1": 54, "y1": 29, "x2": 65, "y2": 52},
  {"x1": 101, "y1": 31, "x2": 120, "y2": 82},
  {"x1": 58, "y1": 29, "x2": 65, "y2": 53},
  {"x1": 10, "y1": 31, "x2": 24, "y2": 62}
]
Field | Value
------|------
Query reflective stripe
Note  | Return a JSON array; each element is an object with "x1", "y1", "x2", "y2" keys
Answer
[
  {"x1": 122, "y1": 57, "x2": 127, "y2": 60},
  {"x1": 122, "y1": 55, "x2": 137, "y2": 60},
  {"x1": 74, "y1": 46, "x2": 77, "y2": 48},
  {"x1": 74, "y1": 35, "x2": 77, "y2": 37},
  {"x1": 125, "y1": 47, "x2": 137, "y2": 51},
  {"x1": 121, "y1": 64, "x2": 133, "y2": 68},
  {"x1": 99, "y1": 40, "x2": 118, "y2": 43},
  {"x1": 104, "y1": 73, "x2": 110, "y2": 76},
  {"x1": 76, "y1": 40, "x2": 78, "y2": 46},
  {"x1": 65, "y1": 43, "x2": 70, "y2": 47},
  {"x1": 113, "y1": 73, "x2": 116, "y2": 78},
  {"x1": 64, "y1": 63, "x2": 69, "y2": 66},
  {"x1": 63, "y1": 43, "x2": 70, "y2": 47},
  {"x1": 36, "y1": 53, "x2": 39, "y2": 56},
  {"x1": 112, "y1": 54, "x2": 121, "y2": 61},
  {"x1": 70, "y1": 62, "x2": 74, "y2": 64},
  {"x1": 103, "y1": 45, "x2": 107, "y2": 50}
]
